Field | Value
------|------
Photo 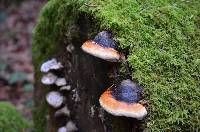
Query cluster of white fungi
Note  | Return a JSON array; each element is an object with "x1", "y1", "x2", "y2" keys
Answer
[{"x1": 40, "y1": 58, "x2": 77, "y2": 132}]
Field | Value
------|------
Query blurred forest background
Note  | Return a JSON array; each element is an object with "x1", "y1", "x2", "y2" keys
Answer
[{"x1": 0, "y1": 0, "x2": 46, "y2": 130}]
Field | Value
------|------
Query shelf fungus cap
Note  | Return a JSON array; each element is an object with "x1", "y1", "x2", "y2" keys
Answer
[
  {"x1": 57, "y1": 127, "x2": 67, "y2": 132},
  {"x1": 60, "y1": 85, "x2": 71, "y2": 91},
  {"x1": 40, "y1": 58, "x2": 63, "y2": 72},
  {"x1": 55, "y1": 106, "x2": 70, "y2": 117},
  {"x1": 81, "y1": 31, "x2": 120, "y2": 62},
  {"x1": 41, "y1": 73, "x2": 57, "y2": 85},
  {"x1": 55, "y1": 78, "x2": 67, "y2": 86},
  {"x1": 66, "y1": 121, "x2": 78, "y2": 132},
  {"x1": 99, "y1": 79, "x2": 147, "y2": 120},
  {"x1": 46, "y1": 91, "x2": 64, "y2": 108}
]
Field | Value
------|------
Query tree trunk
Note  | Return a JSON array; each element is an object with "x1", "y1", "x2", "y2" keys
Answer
[
  {"x1": 33, "y1": 0, "x2": 200, "y2": 131},
  {"x1": 33, "y1": 11, "x2": 142, "y2": 132}
]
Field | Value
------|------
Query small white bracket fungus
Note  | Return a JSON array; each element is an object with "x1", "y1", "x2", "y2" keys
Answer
[
  {"x1": 66, "y1": 44, "x2": 75, "y2": 53},
  {"x1": 60, "y1": 85, "x2": 71, "y2": 91},
  {"x1": 46, "y1": 91, "x2": 64, "y2": 108},
  {"x1": 40, "y1": 58, "x2": 63, "y2": 72},
  {"x1": 55, "y1": 106, "x2": 70, "y2": 117},
  {"x1": 55, "y1": 78, "x2": 67, "y2": 86},
  {"x1": 66, "y1": 121, "x2": 78, "y2": 132},
  {"x1": 41, "y1": 73, "x2": 57, "y2": 85},
  {"x1": 57, "y1": 127, "x2": 67, "y2": 132}
]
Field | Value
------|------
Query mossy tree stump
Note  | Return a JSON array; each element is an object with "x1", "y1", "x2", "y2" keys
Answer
[{"x1": 33, "y1": 0, "x2": 200, "y2": 132}]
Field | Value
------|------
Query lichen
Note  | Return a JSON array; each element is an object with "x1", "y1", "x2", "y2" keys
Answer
[
  {"x1": 0, "y1": 102, "x2": 30, "y2": 132},
  {"x1": 33, "y1": 0, "x2": 200, "y2": 131}
]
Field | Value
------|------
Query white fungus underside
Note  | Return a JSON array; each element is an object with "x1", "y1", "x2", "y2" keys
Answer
[
  {"x1": 82, "y1": 45, "x2": 119, "y2": 62},
  {"x1": 57, "y1": 127, "x2": 67, "y2": 132},
  {"x1": 41, "y1": 73, "x2": 57, "y2": 85},
  {"x1": 60, "y1": 85, "x2": 71, "y2": 91},
  {"x1": 46, "y1": 91, "x2": 64, "y2": 108},
  {"x1": 99, "y1": 99, "x2": 147, "y2": 120},
  {"x1": 55, "y1": 106, "x2": 70, "y2": 117},
  {"x1": 66, "y1": 121, "x2": 78, "y2": 132},
  {"x1": 40, "y1": 58, "x2": 63, "y2": 72},
  {"x1": 55, "y1": 78, "x2": 67, "y2": 86}
]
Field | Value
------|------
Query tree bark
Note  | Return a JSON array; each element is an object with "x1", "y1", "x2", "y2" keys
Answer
[{"x1": 33, "y1": 13, "x2": 142, "y2": 132}]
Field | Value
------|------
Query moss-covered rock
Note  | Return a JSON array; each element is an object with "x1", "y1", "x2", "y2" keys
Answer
[
  {"x1": 0, "y1": 102, "x2": 29, "y2": 132},
  {"x1": 33, "y1": 0, "x2": 200, "y2": 131}
]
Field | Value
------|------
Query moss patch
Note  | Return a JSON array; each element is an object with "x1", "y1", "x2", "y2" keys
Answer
[
  {"x1": 33, "y1": 0, "x2": 200, "y2": 131},
  {"x1": 0, "y1": 102, "x2": 29, "y2": 132},
  {"x1": 32, "y1": 103, "x2": 47, "y2": 132}
]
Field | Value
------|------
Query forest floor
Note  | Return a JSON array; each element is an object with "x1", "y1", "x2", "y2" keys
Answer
[{"x1": 0, "y1": 0, "x2": 46, "y2": 121}]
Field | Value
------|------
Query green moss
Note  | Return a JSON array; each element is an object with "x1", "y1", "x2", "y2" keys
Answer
[
  {"x1": 33, "y1": 0, "x2": 200, "y2": 131},
  {"x1": 0, "y1": 102, "x2": 29, "y2": 132},
  {"x1": 32, "y1": 103, "x2": 47, "y2": 132}
]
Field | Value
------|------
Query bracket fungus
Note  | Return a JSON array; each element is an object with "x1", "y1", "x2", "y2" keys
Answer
[
  {"x1": 81, "y1": 31, "x2": 121, "y2": 62},
  {"x1": 60, "y1": 85, "x2": 71, "y2": 91},
  {"x1": 81, "y1": 31, "x2": 147, "y2": 119},
  {"x1": 57, "y1": 127, "x2": 67, "y2": 132},
  {"x1": 55, "y1": 78, "x2": 67, "y2": 86},
  {"x1": 57, "y1": 121, "x2": 78, "y2": 132},
  {"x1": 41, "y1": 73, "x2": 57, "y2": 85},
  {"x1": 55, "y1": 106, "x2": 70, "y2": 117},
  {"x1": 99, "y1": 79, "x2": 147, "y2": 120},
  {"x1": 81, "y1": 30, "x2": 130, "y2": 76},
  {"x1": 40, "y1": 58, "x2": 63, "y2": 72},
  {"x1": 46, "y1": 91, "x2": 64, "y2": 108},
  {"x1": 66, "y1": 121, "x2": 78, "y2": 132}
]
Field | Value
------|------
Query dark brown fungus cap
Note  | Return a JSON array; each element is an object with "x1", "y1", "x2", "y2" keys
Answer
[
  {"x1": 81, "y1": 31, "x2": 120, "y2": 62},
  {"x1": 99, "y1": 79, "x2": 147, "y2": 120}
]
